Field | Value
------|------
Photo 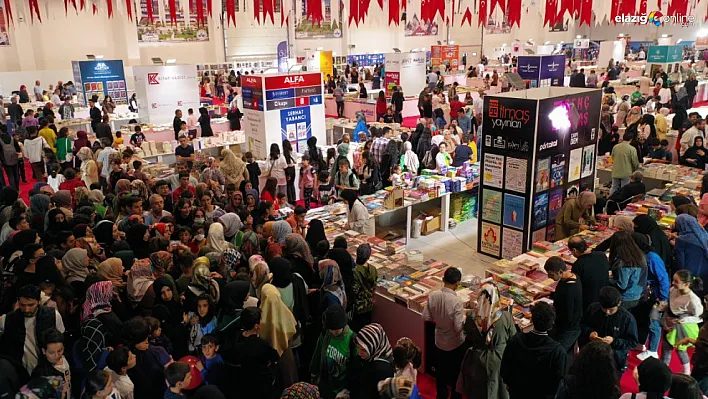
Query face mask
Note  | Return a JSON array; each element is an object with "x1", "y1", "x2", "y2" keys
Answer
[
  {"x1": 194, "y1": 217, "x2": 205, "y2": 224},
  {"x1": 195, "y1": 234, "x2": 205, "y2": 241}
]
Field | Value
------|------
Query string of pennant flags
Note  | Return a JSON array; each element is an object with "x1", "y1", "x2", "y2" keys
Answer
[{"x1": 6, "y1": 0, "x2": 707, "y2": 29}]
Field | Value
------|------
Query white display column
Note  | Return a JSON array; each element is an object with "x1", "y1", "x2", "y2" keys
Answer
[
  {"x1": 241, "y1": 72, "x2": 326, "y2": 159},
  {"x1": 133, "y1": 65, "x2": 200, "y2": 125},
  {"x1": 384, "y1": 52, "x2": 426, "y2": 96}
]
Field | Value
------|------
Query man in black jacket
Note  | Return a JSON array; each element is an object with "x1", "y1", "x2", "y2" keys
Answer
[
  {"x1": 685, "y1": 73, "x2": 699, "y2": 108},
  {"x1": 88, "y1": 95, "x2": 102, "y2": 133},
  {"x1": 569, "y1": 236, "x2": 610, "y2": 312},
  {"x1": 391, "y1": 86, "x2": 404, "y2": 123},
  {"x1": 580, "y1": 286, "x2": 639, "y2": 371},
  {"x1": 501, "y1": 302, "x2": 568, "y2": 399},
  {"x1": 543, "y1": 256, "x2": 583, "y2": 354},
  {"x1": 173, "y1": 109, "x2": 183, "y2": 141}
]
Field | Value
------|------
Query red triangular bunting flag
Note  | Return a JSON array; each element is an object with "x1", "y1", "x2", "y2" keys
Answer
[
  {"x1": 508, "y1": 0, "x2": 522, "y2": 27},
  {"x1": 579, "y1": 0, "x2": 592, "y2": 25},
  {"x1": 28, "y1": 0, "x2": 41, "y2": 22},
  {"x1": 146, "y1": 0, "x2": 154, "y2": 22},
  {"x1": 610, "y1": 0, "x2": 620, "y2": 23},
  {"x1": 388, "y1": 0, "x2": 399, "y2": 25},
  {"x1": 125, "y1": 0, "x2": 132, "y2": 20},
  {"x1": 207, "y1": 0, "x2": 212, "y2": 16},
  {"x1": 106, "y1": 0, "x2": 113, "y2": 18},
  {"x1": 544, "y1": 0, "x2": 556, "y2": 26},
  {"x1": 620, "y1": 0, "x2": 635, "y2": 16},
  {"x1": 461, "y1": 6, "x2": 472, "y2": 24},
  {"x1": 80, "y1": 0, "x2": 86, "y2": 10},
  {"x1": 3, "y1": 0, "x2": 12, "y2": 25},
  {"x1": 639, "y1": 0, "x2": 646, "y2": 14},
  {"x1": 64, "y1": 0, "x2": 69, "y2": 14},
  {"x1": 168, "y1": 0, "x2": 176, "y2": 24},
  {"x1": 348, "y1": 0, "x2": 359, "y2": 25}
]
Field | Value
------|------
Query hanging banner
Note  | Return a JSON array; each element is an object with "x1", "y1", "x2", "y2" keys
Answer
[
  {"x1": 405, "y1": 14, "x2": 440, "y2": 36},
  {"x1": 430, "y1": 45, "x2": 460, "y2": 68},
  {"x1": 295, "y1": 0, "x2": 342, "y2": 38},
  {"x1": 0, "y1": 3, "x2": 9, "y2": 45},
  {"x1": 277, "y1": 41, "x2": 289, "y2": 72},
  {"x1": 137, "y1": 0, "x2": 209, "y2": 42}
]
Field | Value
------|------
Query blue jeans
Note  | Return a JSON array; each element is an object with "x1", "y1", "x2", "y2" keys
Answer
[
  {"x1": 648, "y1": 308, "x2": 663, "y2": 352},
  {"x1": 610, "y1": 177, "x2": 630, "y2": 196}
]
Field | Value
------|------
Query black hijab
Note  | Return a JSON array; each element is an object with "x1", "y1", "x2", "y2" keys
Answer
[
  {"x1": 93, "y1": 221, "x2": 115, "y2": 248},
  {"x1": 222, "y1": 280, "x2": 250, "y2": 310},
  {"x1": 46, "y1": 208, "x2": 69, "y2": 234},
  {"x1": 269, "y1": 257, "x2": 294, "y2": 288},
  {"x1": 340, "y1": 189, "x2": 359, "y2": 211},
  {"x1": 305, "y1": 219, "x2": 326, "y2": 253},
  {"x1": 126, "y1": 223, "x2": 150, "y2": 259},
  {"x1": 328, "y1": 247, "x2": 354, "y2": 311},
  {"x1": 153, "y1": 277, "x2": 183, "y2": 323},
  {"x1": 269, "y1": 257, "x2": 309, "y2": 325},
  {"x1": 0, "y1": 186, "x2": 18, "y2": 207},
  {"x1": 633, "y1": 215, "x2": 672, "y2": 267},
  {"x1": 682, "y1": 136, "x2": 707, "y2": 169}
]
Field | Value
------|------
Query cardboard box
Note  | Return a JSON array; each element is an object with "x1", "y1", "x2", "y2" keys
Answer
[{"x1": 421, "y1": 209, "x2": 442, "y2": 235}]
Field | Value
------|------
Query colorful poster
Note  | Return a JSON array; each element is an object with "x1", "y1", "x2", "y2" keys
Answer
[
  {"x1": 481, "y1": 189, "x2": 503, "y2": 224},
  {"x1": 502, "y1": 228, "x2": 524, "y2": 260},
  {"x1": 550, "y1": 154, "x2": 565, "y2": 188},
  {"x1": 0, "y1": 5, "x2": 9, "y2": 46},
  {"x1": 280, "y1": 106, "x2": 312, "y2": 148},
  {"x1": 566, "y1": 184, "x2": 580, "y2": 198},
  {"x1": 137, "y1": 0, "x2": 209, "y2": 42},
  {"x1": 535, "y1": 157, "x2": 550, "y2": 192},
  {"x1": 480, "y1": 222, "x2": 501, "y2": 257},
  {"x1": 74, "y1": 60, "x2": 128, "y2": 106},
  {"x1": 548, "y1": 189, "x2": 564, "y2": 222},
  {"x1": 532, "y1": 228, "x2": 546, "y2": 244},
  {"x1": 532, "y1": 193, "x2": 549, "y2": 230},
  {"x1": 483, "y1": 153, "x2": 504, "y2": 189},
  {"x1": 546, "y1": 224, "x2": 556, "y2": 241},
  {"x1": 405, "y1": 15, "x2": 439, "y2": 36},
  {"x1": 294, "y1": 0, "x2": 342, "y2": 39},
  {"x1": 568, "y1": 147, "x2": 582, "y2": 182},
  {"x1": 503, "y1": 194, "x2": 526, "y2": 230},
  {"x1": 505, "y1": 157, "x2": 527, "y2": 193},
  {"x1": 582, "y1": 144, "x2": 596, "y2": 178}
]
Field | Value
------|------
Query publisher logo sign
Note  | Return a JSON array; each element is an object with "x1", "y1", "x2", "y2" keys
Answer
[
  {"x1": 148, "y1": 73, "x2": 160, "y2": 85},
  {"x1": 488, "y1": 99, "x2": 531, "y2": 130}
]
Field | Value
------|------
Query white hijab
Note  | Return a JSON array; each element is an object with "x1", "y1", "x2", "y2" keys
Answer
[
  {"x1": 402, "y1": 141, "x2": 419, "y2": 173},
  {"x1": 206, "y1": 222, "x2": 230, "y2": 253}
]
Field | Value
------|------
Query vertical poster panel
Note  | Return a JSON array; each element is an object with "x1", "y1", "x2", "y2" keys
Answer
[
  {"x1": 516, "y1": 56, "x2": 541, "y2": 88},
  {"x1": 277, "y1": 41, "x2": 289, "y2": 73},
  {"x1": 539, "y1": 55, "x2": 566, "y2": 87},
  {"x1": 478, "y1": 95, "x2": 538, "y2": 259},
  {"x1": 385, "y1": 72, "x2": 400, "y2": 97},
  {"x1": 133, "y1": 65, "x2": 199, "y2": 125},
  {"x1": 320, "y1": 51, "x2": 334, "y2": 81},
  {"x1": 78, "y1": 60, "x2": 128, "y2": 105},
  {"x1": 71, "y1": 62, "x2": 85, "y2": 106}
]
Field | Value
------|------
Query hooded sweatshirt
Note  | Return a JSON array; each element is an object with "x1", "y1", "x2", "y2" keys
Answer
[
  {"x1": 352, "y1": 262, "x2": 378, "y2": 315},
  {"x1": 500, "y1": 331, "x2": 568, "y2": 399}
]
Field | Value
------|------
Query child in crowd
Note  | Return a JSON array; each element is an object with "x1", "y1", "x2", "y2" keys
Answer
[
  {"x1": 132, "y1": 160, "x2": 148, "y2": 184},
  {"x1": 646, "y1": 138, "x2": 673, "y2": 163},
  {"x1": 299, "y1": 154, "x2": 316, "y2": 210},
  {"x1": 83, "y1": 369, "x2": 116, "y2": 399},
  {"x1": 244, "y1": 151, "x2": 261, "y2": 192},
  {"x1": 187, "y1": 108, "x2": 198, "y2": 138},
  {"x1": 47, "y1": 163, "x2": 65, "y2": 192},
  {"x1": 277, "y1": 192, "x2": 290, "y2": 212},
  {"x1": 318, "y1": 171, "x2": 336, "y2": 205},
  {"x1": 164, "y1": 362, "x2": 192, "y2": 399},
  {"x1": 661, "y1": 269, "x2": 704, "y2": 375},
  {"x1": 179, "y1": 121, "x2": 189, "y2": 138},
  {"x1": 393, "y1": 337, "x2": 422, "y2": 383},
  {"x1": 188, "y1": 294, "x2": 218, "y2": 353},
  {"x1": 130, "y1": 125, "x2": 146, "y2": 147},
  {"x1": 231, "y1": 307, "x2": 279, "y2": 399},
  {"x1": 105, "y1": 346, "x2": 136, "y2": 399},
  {"x1": 390, "y1": 164, "x2": 403, "y2": 187},
  {"x1": 146, "y1": 316, "x2": 173, "y2": 355},
  {"x1": 13, "y1": 133, "x2": 27, "y2": 183},
  {"x1": 31, "y1": 328, "x2": 71, "y2": 399},
  {"x1": 311, "y1": 304, "x2": 356, "y2": 398},
  {"x1": 196, "y1": 334, "x2": 226, "y2": 391},
  {"x1": 113, "y1": 131, "x2": 124, "y2": 148}
]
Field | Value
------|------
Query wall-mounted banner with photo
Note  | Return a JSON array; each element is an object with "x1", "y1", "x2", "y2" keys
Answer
[
  {"x1": 0, "y1": 5, "x2": 8, "y2": 46},
  {"x1": 294, "y1": 0, "x2": 343, "y2": 39},
  {"x1": 485, "y1": 4, "x2": 511, "y2": 34},
  {"x1": 404, "y1": 14, "x2": 439, "y2": 36},
  {"x1": 137, "y1": 0, "x2": 209, "y2": 43},
  {"x1": 548, "y1": 19, "x2": 569, "y2": 32}
]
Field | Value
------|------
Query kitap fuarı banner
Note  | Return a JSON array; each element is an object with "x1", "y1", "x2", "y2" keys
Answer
[{"x1": 133, "y1": 65, "x2": 200, "y2": 125}]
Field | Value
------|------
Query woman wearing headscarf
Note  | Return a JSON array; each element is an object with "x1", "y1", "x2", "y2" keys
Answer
[
  {"x1": 0, "y1": 186, "x2": 19, "y2": 228},
  {"x1": 598, "y1": 104, "x2": 618, "y2": 156},
  {"x1": 88, "y1": 189, "x2": 106, "y2": 218},
  {"x1": 633, "y1": 214, "x2": 673, "y2": 268},
  {"x1": 270, "y1": 257, "x2": 309, "y2": 348},
  {"x1": 126, "y1": 223, "x2": 151, "y2": 259},
  {"x1": 62, "y1": 248, "x2": 90, "y2": 297},
  {"x1": 340, "y1": 189, "x2": 375, "y2": 236},
  {"x1": 459, "y1": 283, "x2": 516, "y2": 399},
  {"x1": 615, "y1": 96, "x2": 631, "y2": 127},
  {"x1": 305, "y1": 219, "x2": 326, "y2": 253},
  {"x1": 592, "y1": 215, "x2": 635, "y2": 253},
  {"x1": 681, "y1": 136, "x2": 708, "y2": 170},
  {"x1": 216, "y1": 280, "x2": 250, "y2": 354},
  {"x1": 675, "y1": 214, "x2": 708, "y2": 293},
  {"x1": 93, "y1": 220, "x2": 117, "y2": 253},
  {"x1": 352, "y1": 323, "x2": 395, "y2": 399},
  {"x1": 28, "y1": 193, "x2": 50, "y2": 233},
  {"x1": 260, "y1": 283, "x2": 298, "y2": 389},
  {"x1": 96, "y1": 258, "x2": 125, "y2": 291},
  {"x1": 220, "y1": 148, "x2": 249, "y2": 188},
  {"x1": 240, "y1": 230, "x2": 260, "y2": 264},
  {"x1": 655, "y1": 108, "x2": 670, "y2": 140},
  {"x1": 127, "y1": 259, "x2": 156, "y2": 314},
  {"x1": 152, "y1": 276, "x2": 188, "y2": 358},
  {"x1": 250, "y1": 255, "x2": 273, "y2": 299},
  {"x1": 285, "y1": 233, "x2": 317, "y2": 288},
  {"x1": 199, "y1": 223, "x2": 234, "y2": 256},
  {"x1": 638, "y1": 113, "x2": 657, "y2": 142},
  {"x1": 215, "y1": 213, "x2": 242, "y2": 244},
  {"x1": 625, "y1": 106, "x2": 643, "y2": 138},
  {"x1": 624, "y1": 357, "x2": 673, "y2": 399},
  {"x1": 82, "y1": 280, "x2": 123, "y2": 346},
  {"x1": 555, "y1": 191, "x2": 597, "y2": 240},
  {"x1": 272, "y1": 220, "x2": 293, "y2": 245},
  {"x1": 328, "y1": 242, "x2": 354, "y2": 310},
  {"x1": 186, "y1": 259, "x2": 221, "y2": 311},
  {"x1": 318, "y1": 260, "x2": 347, "y2": 321},
  {"x1": 401, "y1": 141, "x2": 420, "y2": 176}
]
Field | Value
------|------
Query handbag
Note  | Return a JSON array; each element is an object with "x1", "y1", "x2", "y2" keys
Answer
[{"x1": 64, "y1": 140, "x2": 74, "y2": 163}]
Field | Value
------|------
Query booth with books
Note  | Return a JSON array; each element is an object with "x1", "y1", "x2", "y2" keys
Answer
[{"x1": 477, "y1": 87, "x2": 603, "y2": 260}]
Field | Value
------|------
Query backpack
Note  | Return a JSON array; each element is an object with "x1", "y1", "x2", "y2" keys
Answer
[{"x1": 0, "y1": 139, "x2": 17, "y2": 166}]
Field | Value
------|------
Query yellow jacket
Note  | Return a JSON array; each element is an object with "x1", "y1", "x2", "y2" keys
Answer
[{"x1": 655, "y1": 113, "x2": 668, "y2": 140}]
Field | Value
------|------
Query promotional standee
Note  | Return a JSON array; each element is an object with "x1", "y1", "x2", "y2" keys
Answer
[
  {"x1": 71, "y1": 60, "x2": 128, "y2": 106},
  {"x1": 242, "y1": 72, "x2": 326, "y2": 159},
  {"x1": 477, "y1": 87, "x2": 602, "y2": 260},
  {"x1": 516, "y1": 55, "x2": 566, "y2": 88},
  {"x1": 384, "y1": 52, "x2": 426, "y2": 99},
  {"x1": 430, "y1": 45, "x2": 460, "y2": 69},
  {"x1": 305, "y1": 50, "x2": 334, "y2": 82},
  {"x1": 133, "y1": 65, "x2": 200, "y2": 125},
  {"x1": 646, "y1": 45, "x2": 684, "y2": 80}
]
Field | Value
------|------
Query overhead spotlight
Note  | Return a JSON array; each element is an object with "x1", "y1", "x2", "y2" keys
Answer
[
  {"x1": 576, "y1": 35, "x2": 582, "y2": 39},
  {"x1": 151, "y1": 57, "x2": 164, "y2": 65},
  {"x1": 86, "y1": 54, "x2": 96, "y2": 60},
  {"x1": 166, "y1": 59, "x2": 177, "y2": 65},
  {"x1": 661, "y1": 34, "x2": 668, "y2": 38},
  {"x1": 544, "y1": 41, "x2": 551, "y2": 44}
]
